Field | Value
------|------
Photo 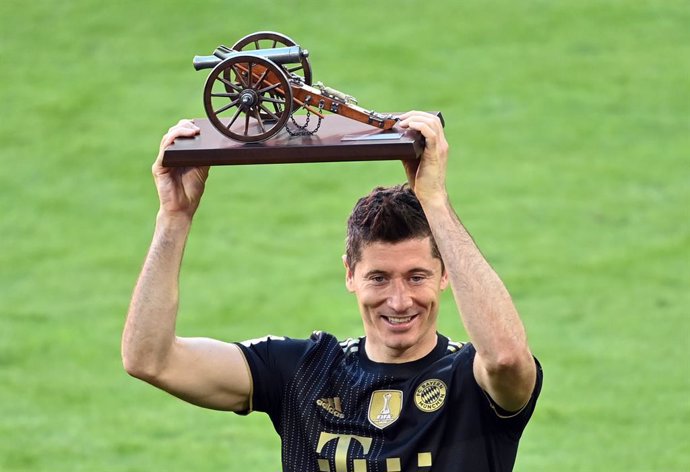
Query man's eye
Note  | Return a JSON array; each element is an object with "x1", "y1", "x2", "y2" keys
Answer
[
  {"x1": 370, "y1": 276, "x2": 387, "y2": 284},
  {"x1": 410, "y1": 275, "x2": 427, "y2": 283}
]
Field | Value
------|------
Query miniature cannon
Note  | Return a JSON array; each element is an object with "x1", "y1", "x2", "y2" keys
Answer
[{"x1": 193, "y1": 31, "x2": 398, "y2": 142}]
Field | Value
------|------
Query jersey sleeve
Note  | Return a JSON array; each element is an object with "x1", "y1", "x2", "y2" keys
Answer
[
  {"x1": 234, "y1": 335, "x2": 313, "y2": 423},
  {"x1": 454, "y1": 343, "x2": 544, "y2": 437},
  {"x1": 482, "y1": 356, "x2": 543, "y2": 437}
]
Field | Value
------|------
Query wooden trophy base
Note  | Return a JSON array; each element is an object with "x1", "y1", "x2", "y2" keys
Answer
[{"x1": 162, "y1": 112, "x2": 443, "y2": 167}]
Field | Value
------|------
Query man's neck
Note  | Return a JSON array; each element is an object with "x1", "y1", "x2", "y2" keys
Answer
[{"x1": 363, "y1": 333, "x2": 439, "y2": 364}]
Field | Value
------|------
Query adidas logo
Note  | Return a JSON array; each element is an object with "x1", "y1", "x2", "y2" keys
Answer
[{"x1": 316, "y1": 397, "x2": 345, "y2": 418}]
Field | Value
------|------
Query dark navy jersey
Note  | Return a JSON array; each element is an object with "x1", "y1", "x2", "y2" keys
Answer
[{"x1": 236, "y1": 332, "x2": 542, "y2": 472}]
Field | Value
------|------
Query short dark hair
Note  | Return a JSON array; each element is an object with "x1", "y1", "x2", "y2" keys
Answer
[{"x1": 345, "y1": 184, "x2": 443, "y2": 270}]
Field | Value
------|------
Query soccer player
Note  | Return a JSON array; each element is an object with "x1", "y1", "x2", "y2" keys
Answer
[{"x1": 122, "y1": 111, "x2": 542, "y2": 471}]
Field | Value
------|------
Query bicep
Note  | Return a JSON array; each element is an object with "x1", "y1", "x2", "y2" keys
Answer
[{"x1": 149, "y1": 336, "x2": 251, "y2": 412}]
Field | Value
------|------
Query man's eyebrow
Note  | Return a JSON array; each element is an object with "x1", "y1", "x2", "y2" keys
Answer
[
  {"x1": 362, "y1": 268, "x2": 435, "y2": 278},
  {"x1": 363, "y1": 270, "x2": 389, "y2": 278}
]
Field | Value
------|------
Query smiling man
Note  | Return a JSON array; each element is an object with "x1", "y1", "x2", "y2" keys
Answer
[
  {"x1": 122, "y1": 111, "x2": 542, "y2": 471},
  {"x1": 344, "y1": 193, "x2": 449, "y2": 364}
]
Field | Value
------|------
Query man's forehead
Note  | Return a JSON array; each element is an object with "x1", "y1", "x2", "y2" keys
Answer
[{"x1": 357, "y1": 238, "x2": 439, "y2": 270}]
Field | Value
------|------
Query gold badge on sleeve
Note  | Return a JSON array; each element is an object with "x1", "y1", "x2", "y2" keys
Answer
[{"x1": 367, "y1": 390, "x2": 403, "y2": 430}]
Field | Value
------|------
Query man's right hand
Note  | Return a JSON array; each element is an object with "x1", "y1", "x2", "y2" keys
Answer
[{"x1": 153, "y1": 119, "x2": 209, "y2": 219}]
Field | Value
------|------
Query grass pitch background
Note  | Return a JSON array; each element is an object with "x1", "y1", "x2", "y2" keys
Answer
[{"x1": 1, "y1": 0, "x2": 688, "y2": 470}]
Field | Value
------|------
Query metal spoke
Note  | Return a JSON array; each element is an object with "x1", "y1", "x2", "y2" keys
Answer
[
  {"x1": 262, "y1": 92, "x2": 284, "y2": 116},
  {"x1": 217, "y1": 76, "x2": 242, "y2": 93},
  {"x1": 243, "y1": 112, "x2": 250, "y2": 136},
  {"x1": 211, "y1": 92, "x2": 240, "y2": 98},
  {"x1": 253, "y1": 108, "x2": 266, "y2": 133},
  {"x1": 254, "y1": 68, "x2": 270, "y2": 89},
  {"x1": 231, "y1": 64, "x2": 248, "y2": 88},
  {"x1": 226, "y1": 107, "x2": 243, "y2": 130},
  {"x1": 258, "y1": 82, "x2": 281, "y2": 94},
  {"x1": 253, "y1": 40, "x2": 260, "y2": 49},
  {"x1": 247, "y1": 61, "x2": 254, "y2": 88},
  {"x1": 214, "y1": 98, "x2": 241, "y2": 115},
  {"x1": 260, "y1": 95, "x2": 286, "y2": 105},
  {"x1": 259, "y1": 104, "x2": 281, "y2": 122}
]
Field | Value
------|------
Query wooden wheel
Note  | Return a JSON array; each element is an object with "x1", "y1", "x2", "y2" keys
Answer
[
  {"x1": 231, "y1": 31, "x2": 312, "y2": 118},
  {"x1": 204, "y1": 55, "x2": 292, "y2": 142},
  {"x1": 231, "y1": 31, "x2": 312, "y2": 84}
]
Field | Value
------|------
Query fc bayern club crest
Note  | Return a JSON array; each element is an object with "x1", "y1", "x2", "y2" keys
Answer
[{"x1": 414, "y1": 379, "x2": 447, "y2": 413}]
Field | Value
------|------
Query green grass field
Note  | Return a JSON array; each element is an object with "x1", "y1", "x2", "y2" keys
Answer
[{"x1": 1, "y1": 0, "x2": 688, "y2": 470}]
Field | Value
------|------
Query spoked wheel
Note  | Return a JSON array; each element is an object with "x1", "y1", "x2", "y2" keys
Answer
[
  {"x1": 231, "y1": 31, "x2": 312, "y2": 85},
  {"x1": 204, "y1": 55, "x2": 292, "y2": 142},
  {"x1": 231, "y1": 31, "x2": 312, "y2": 119}
]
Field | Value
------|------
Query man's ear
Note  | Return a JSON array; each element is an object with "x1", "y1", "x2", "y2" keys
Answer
[
  {"x1": 440, "y1": 267, "x2": 449, "y2": 291},
  {"x1": 343, "y1": 255, "x2": 355, "y2": 293}
]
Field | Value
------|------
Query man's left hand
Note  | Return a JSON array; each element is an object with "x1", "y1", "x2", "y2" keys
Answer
[{"x1": 397, "y1": 111, "x2": 449, "y2": 204}]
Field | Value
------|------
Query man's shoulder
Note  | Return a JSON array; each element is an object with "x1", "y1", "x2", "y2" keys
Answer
[
  {"x1": 239, "y1": 331, "x2": 338, "y2": 347},
  {"x1": 305, "y1": 331, "x2": 366, "y2": 356},
  {"x1": 443, "y1": 335, "x2": 467, "y2": 354},
  {"x1": 337, "y1": 336, "x2": 363, "y2": 356},
  {"x1": 435, "y1": 333, "x2": 474, "y2": 362}
]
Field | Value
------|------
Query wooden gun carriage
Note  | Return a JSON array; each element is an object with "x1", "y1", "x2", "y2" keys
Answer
[{"x1": 193, "y1": 31, "x2": 398, "y2": 142}]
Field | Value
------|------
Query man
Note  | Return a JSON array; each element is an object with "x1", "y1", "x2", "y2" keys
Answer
[{"x1": 122, "y1": 111, "x2": 542, "y2": 471}]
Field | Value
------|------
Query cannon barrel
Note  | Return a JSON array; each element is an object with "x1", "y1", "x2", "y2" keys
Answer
[
  {"x1": 193, "y1": 55, "x2": 223, "y2": 71},
  {"x1": 193, "y1": 45, "x2": 308, "y2": 71}
]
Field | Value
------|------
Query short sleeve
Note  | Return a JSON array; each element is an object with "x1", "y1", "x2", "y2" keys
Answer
[
  {"x1": 452, "y1": 343, "x2": 543, "y2": 438},
  {"x1": 483, "y1": 357, "x2": 543, "y2": 434},
  {"x1": 234, "y1": 335, "x2": 313, "y2": 423}
]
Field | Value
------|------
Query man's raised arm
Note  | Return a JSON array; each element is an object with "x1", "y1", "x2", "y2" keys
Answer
[
  {"x1": 121, "y1": 120, "x2": 251, "y2": 412},
  {"x1": 397, "y1": 112, "x2": 537, "y2": 412}
]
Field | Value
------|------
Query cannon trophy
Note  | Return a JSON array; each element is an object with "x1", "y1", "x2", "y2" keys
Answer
[{"x1": 193, "y1": 31, "x2": 398, "y2": 142}]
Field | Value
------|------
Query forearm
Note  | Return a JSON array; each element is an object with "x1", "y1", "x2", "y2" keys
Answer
[
  {"x1": 122, "y1": 211, "x2": 193, "y2": 379},
  {"x1": 399, "y1": 111, "x2": 535, "y2": 408},
  {"x1": 420, "y1": 196, "x2": 533, "y2": 371}
]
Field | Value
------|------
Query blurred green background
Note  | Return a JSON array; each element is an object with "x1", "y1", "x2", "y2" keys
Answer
[{"x1": 1, "y1": 0, "x2": 688, "y2": 470}]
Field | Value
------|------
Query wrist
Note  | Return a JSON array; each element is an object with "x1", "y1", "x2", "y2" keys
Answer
[
  {"x1": 155, "y1": 210, "x2": 194, "y2": 232},
  {"x1": 416, "y1": 189, "x2": 450, "y2": 210}
]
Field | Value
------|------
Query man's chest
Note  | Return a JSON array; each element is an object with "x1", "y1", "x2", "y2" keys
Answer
[{"x1": 279, "y1": 359, "x2": 465, "y2": 471}]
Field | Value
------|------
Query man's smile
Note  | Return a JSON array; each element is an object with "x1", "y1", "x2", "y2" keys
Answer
[{"x1": 382, "y1": 314, "x2": 419, "y2": 327}]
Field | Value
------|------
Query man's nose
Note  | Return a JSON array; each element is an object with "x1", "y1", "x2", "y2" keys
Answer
[{"x1": 387, "y1": 279, "x2": 413, "y2": 313}]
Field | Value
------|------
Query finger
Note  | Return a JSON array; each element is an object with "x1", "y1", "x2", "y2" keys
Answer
[
  {"x1": 402, "y1": 120, "x2": 440, "y2": 149},
  {"x1": 161, "y1": 122, "x2": 201, "y2": 150},
  {"x1": 397, "y1": 110, "x2": 426, "y2": 121},
  {"x1": 176, "y1": 118, "x2": 200, "y2": 131},
  {"x1": 397, "y1": 111, "x2": 443, "y2": 130},
  {"x1": 172, "y1": 125, "x2": 201, "y2": 139},
  {"x1": 155, "y1": 121, "x2": 202, "y2": 172},
  {"x1": 398, "y1": 113, "x2": 443, "y2": 133},
  {"x1": 167, "y1": 122, "x2": 200, "y2": 137}
]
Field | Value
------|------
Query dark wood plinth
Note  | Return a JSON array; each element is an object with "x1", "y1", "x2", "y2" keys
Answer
[{"x1": 162, "y1": 112, "x2": 443, "y2": 167}]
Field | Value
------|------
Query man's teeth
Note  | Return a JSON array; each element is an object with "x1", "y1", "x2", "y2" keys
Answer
[{"x1": 388, "y1": 316, "x2": 413, "y2": 324}]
